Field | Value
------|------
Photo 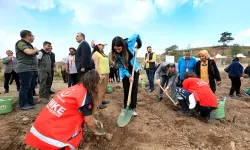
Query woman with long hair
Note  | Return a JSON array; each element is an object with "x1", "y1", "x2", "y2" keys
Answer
[
  {"x1": 25, "y1": 70, "x2": 105, "y2": 150},
  {"x1": 92, "y1": 41, "x2": 110, "y2": 109},
  {"x1": 111, "y1": 33, "x2": 142, "y2": 116}
]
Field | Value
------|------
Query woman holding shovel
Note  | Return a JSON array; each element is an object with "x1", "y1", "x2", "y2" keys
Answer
[
  {"x1": 112, "y1": 33, "x2": 142, "y2": 116},
  {"x1": 25, "y1": 70, "x2": 105, "y2": 150}
]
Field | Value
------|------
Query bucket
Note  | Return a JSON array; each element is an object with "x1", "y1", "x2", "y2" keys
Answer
[
  {"x1": 141, "y1": 81, "x2": 145, "y2": 88},
  {"x1": 0, "y1": 96, "x2": 14, "y2": 114},
  {"x1": 215, "y1": 97, "x2": 226, "y2": 119},
  {"x1": 106, "y1": 85, "x2": 113, "y2": 93},
  {"x1": 245, "y1": 87, "x2": 250, "y2": 95}
]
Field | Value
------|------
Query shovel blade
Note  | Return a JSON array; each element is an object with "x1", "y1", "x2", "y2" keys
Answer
[{"x1": 117, "y1": 108, "x2": 133, "y2": 127}]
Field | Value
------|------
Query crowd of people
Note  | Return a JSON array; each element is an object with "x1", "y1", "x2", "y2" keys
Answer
[{"x1": 0, "y1": 29, "x2": 249, "y2": 149}]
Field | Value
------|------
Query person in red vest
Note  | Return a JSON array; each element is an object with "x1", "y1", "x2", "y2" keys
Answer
[
  {"x1": 175, "y1": 72, "x2": 218, "y2": 123},
  {"x1": 24, "y1": 70, "x2": 105, "y2": 150}
]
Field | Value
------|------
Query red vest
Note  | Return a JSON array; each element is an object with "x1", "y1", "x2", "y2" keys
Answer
[
  {"x1": 182, "y1": 78, "x2": 218, "y2": 108},
  {"x1": 25, "y1": 84, "x2": 88, "y2": 150}
]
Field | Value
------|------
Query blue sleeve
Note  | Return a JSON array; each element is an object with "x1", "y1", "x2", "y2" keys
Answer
[
  {"x1": 126, "y1": 33, "x2": 142, "y2": 54},
  {"x1": 119, "y1": 67, "x2": 130, "y2": 78},
  {"x1": 80, "y1": 92, "x2": 93, "y2": 116},
  {"x1": 239, "y1": 64, "x2": 243, "y2": 77}
]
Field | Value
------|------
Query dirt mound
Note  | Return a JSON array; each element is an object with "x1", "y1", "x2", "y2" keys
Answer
[{"x1": 0, "y1": 78, "x2": 250, "y2": 150}]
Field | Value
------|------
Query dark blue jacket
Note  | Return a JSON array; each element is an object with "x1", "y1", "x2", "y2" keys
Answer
[{"x1": 229, "y1": 61, "x2": 243, "y2": 77}]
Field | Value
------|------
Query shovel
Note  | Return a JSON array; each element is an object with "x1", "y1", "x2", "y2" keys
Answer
[
  {"x1": 117, "y1": 48, "x2": 138, "y2": 127},
  {"x1": 159, "y1": 84, "x2": 178, "y2": 106}
]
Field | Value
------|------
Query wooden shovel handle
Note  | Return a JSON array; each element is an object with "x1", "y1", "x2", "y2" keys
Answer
[
  {"x1": 126, "y1": 48, "x2": 138, "y2": 106},
  {"x1": 159, "y1": 84, "x2": 178, "y2": 106}
]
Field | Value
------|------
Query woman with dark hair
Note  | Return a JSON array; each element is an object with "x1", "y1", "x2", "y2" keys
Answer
[
  {"x1": 111, "y1": 33, "x2": 142, "y2": 116},
  {"x1": 175, "y1": 72, "x2": 218, "y2": 123},
  {"x1": 66, "y1": 47, "x2": 78, "y2": 87},
  {"x1": 92, "y1": 40, "x2": 110, "y2": 109},
  {"x1": 228, "y1": 54, "x2": 246, "y2": 97},
  {"x1": 25, "y1": 70, "x2": 105, "y2": 150}
]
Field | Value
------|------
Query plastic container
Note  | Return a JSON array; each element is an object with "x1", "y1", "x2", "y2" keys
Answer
[
  {"x1": 215, "y1": 97, "x2": 226, "y2": 119},
  {"x1": 106, "y1": 85, "x2": 113, "y2": 93},
  {"x1": 0, "y1": 96, "x2": 13, "y2": 114},
  {"x1": 141, "y1": 81, "x2": 145, "y2": 88}
]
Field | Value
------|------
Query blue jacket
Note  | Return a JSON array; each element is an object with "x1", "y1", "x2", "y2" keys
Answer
[
  {"x1": 178, "y1": 57, "x2": 197, "y2": 80},
  {"x1": 118, "y1": 33, "x2": 141, "y2": 79},
  {"x1": 229, "y1": 61, "x2": 243, "y2": 77}
]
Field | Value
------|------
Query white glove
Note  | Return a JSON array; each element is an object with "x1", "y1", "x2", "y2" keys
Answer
[{"x1": 188, "y1": 94, "x2": 196, "y2": 109}]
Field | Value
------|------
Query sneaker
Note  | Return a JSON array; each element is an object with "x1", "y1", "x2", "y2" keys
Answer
[
  {"x1": 98, "y1": 104, "x2": 106, "y2": 109},
  {"x1": 19, "y1": 105, "x2": 34, "y2": 110},
  {"x1": 236, "y1": 94, "x2": 243, "y2": 97},
  {"x1": 102, "y1": 100, "x2": 110, "y2": 105},
  {"x1": 149, "y1": 90, "x2": 155, "y2": 93},
  {"x1": 156, "y1": 97, "x2": 163, "y2": 102},
  {"x1": 229, "y1": 95, "x2": 235, "y2": 98},
  {"x1": 131, "y1": 109, "x2": 137, "y2": 116},
  {"x1": 4, "y1": 90, "x2": 9, "y2": 93}
]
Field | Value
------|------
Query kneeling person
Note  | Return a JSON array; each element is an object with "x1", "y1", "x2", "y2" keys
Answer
[
  {"x1": 24, "y1": 70, "x2": 105, "y2": 150},
  {"x1": 175, "y1": 72, "x2": 218, "y2": 123},
  {"x1": 155, "y1": 62, "x2": 178, "y2": 102}
]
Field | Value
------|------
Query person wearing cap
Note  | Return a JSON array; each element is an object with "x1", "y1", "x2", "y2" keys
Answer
[
  {"x1": 155, "y1": 62, "x2": 178, "y2": 102},
  {"x1": 92, "y1": 40, "x2": 110, "y2": 109},
  {"x1": 178, "y1": 50, "x2": 197, "y2": 85},
  {"x1": 2, "y1": 50, "x2": 20, "y2": 93},
  {"x1": 228, "y1": 53, "x2": 246, "y2": 97},
  {"x1": 195, "y1": 50, "x2": 221, "y2": 93}
]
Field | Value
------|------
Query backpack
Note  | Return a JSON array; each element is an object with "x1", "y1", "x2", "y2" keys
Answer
[{"x1": 244, "y1": 66, "x2": 250, "y2": 75}]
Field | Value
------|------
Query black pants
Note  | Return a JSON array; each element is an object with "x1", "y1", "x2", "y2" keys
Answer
[
  {"x1": 4, "y1": 71, "x2": 20, "y2": 91},
  {"x1": 229, "y1": 75, "x2": 241, "y2": 95},
  {"x1": 61, "y1": 71, "x2": 68, "y2": 83},
  {"x1": 176, "y1": 87, "x2": 213, "y2": 118},
  {"x1": 77, "y1": 68, "x2": 91, "y2": 83},
  {"x1": 49, "y1": 71, "x2": 54, "y2": 91},
  {"x1": 122, "y1": 71, "x2": 139, "y2": 109},
  {"x1": 68, "y1": 73, "x2": 78, "y2": 87}
]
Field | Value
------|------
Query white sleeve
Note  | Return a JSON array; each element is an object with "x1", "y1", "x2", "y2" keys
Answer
[
  {"x1": 65, "y1": 56, "x2": 69, "y2": 64},
  {"x1": 37, "y1": 51, "x2": 43, "y2": 59},
  {"x1": 188, "y1": 93, "x2": 197, "y2": 109}
]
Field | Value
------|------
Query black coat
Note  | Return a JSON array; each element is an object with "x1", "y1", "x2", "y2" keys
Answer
[
  {"x1": 75, "y1": 41, "x2": 94, "y2": 70},
  {"x1": 195, "y1": 59, "x2": 221, "y2": 93}
]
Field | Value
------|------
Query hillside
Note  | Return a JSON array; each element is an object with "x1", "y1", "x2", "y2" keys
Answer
[{"x1": 138, "y1": 46, "x2": 250, "y2": 65}]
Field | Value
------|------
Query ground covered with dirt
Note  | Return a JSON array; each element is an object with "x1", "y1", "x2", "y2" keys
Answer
[{"x1": 0, "y1": 72, "x2": 250, "y2": 150}]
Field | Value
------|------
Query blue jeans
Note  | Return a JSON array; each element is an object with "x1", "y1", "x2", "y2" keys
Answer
[
  {"x1": 18, "y1": 71, "x2": 36, "y2": 108},
  {"x1": 148, "y1": 69, "x2": 155, "y2": 91}
]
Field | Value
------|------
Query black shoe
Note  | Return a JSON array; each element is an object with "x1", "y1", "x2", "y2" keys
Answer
[
  {"x1": 156, "y1": 97, "x2": 163, "y2": 102},
  {"x1": 49, "y1": 91, "x2": 55, "y2": 94},
  {"x1": 4, "y1": 90, "x2": 9, "y2": 93},
  {"x1": 229, "y1": 95, "x2": 236, "y2": 98},
  {"x1": 236, "y1": 94, "x2": 243, "y2": 97},
  {"x1": 102, "y1": 100, "x2": 110, "y2": 105},
  {"x1": 98, "y1": 104, "x2": 106, "y2": 109},
  {"x1": 177, "y1": 111, "x2": 192, "y2": 117}
]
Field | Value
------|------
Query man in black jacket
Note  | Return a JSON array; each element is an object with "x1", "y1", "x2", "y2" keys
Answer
[{"x1": 75, "y1": 33, "x2": 94, "y2": 82}]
